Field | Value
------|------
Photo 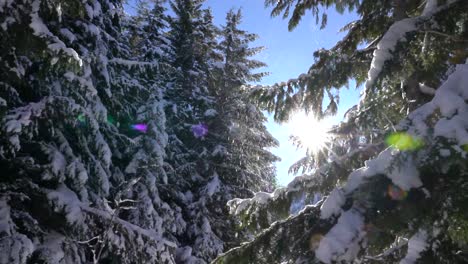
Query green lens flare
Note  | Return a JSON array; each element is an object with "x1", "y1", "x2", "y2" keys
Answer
[
  {"x1": 77, "y1": 114, "x2": 86, "y2": 123},
  {"x1": 107, "y1": 115, "x2": 115, "y2": 124},
  {"x1": 385, "y1": 132, "x2": 423, "y2": 151}
]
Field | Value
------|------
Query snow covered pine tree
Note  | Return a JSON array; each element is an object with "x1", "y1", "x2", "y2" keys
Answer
[
  {"x1": 214, "y1": 0, "x2": 468, "y2": 263},
  {"x1": 208, "y1": 8, "x2": 280, "y2": 243},
  {"x1": 0, "y1": 0, "x2": 177, "y2": 262},
  {"x1": 0, "y1": 0, "x2": 280, "y2": 263},
  {"x1": 163, "y1": 1, "x2": 279, "y2": 262}
]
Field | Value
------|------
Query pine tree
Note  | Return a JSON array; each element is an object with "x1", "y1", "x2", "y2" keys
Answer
[
  {"x1": 0, "y1": 0, "x2": 176, "y2": 262},
  {"x1": 211, "y1": 9, "x2": 278, "y2": 194},
  {"x1": 195, "y1": 8, "x2": 281, "y2": 247},
  {"x1": 164, "y1": 1, "x2": 228, "y2": 262},
  {"x1": 163, "y1": 4, "x2": 281, "y2": 262},
  {"x1": 214, "y1": 0, "x2": 468, "y2": 263}
]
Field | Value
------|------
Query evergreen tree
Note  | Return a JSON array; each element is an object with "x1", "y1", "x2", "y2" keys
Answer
[
  {"x1": 163, "y1": 4, "x2": 280, "y2": 262},
  {"x1": 164, "y1": 1, "x2": 228, "y2": 262},
  {"x1": 199, "y1": 8, "x2": 281, "y2": 247},
  {"x1": 126, "y1": 0, "x2": 172, "y2": 62},
  {"x1": 0, "y1": 0, "x2": 176, "y2": 262},
  {"x1": 210, "y1": 9, "x2": 279, "y2": 194},
  {"x1": 215, "y1": 0, "x2": 468, "y2": 263}
]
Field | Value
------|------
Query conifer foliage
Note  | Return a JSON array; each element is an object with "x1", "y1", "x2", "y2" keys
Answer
[
  {"x1": 0, "y1": 0, "x2": 278, "y2": 263},
  {"x1": 2, "y1": 0, "x2": 466, "y2": 263},
  {"x1": 215, "y1": 0, "x2": 468, "y2": 263}
]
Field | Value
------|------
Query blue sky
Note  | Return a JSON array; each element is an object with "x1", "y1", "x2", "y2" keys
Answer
[
  {"x1": 203, "y1": 1, "x2": 360, "y2": 186},
  {"x1": 125, "y1": 1, "x2": 361, "y2": 186}
]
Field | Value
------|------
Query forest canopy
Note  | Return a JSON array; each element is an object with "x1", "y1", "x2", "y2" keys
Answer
[{"x1": 0, "y1": 0, "x2": 468, "y2": 264}]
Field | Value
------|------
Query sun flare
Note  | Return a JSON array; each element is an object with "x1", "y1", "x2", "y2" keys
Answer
[{"x1": 288, "y1": 112, "x2": 332, "y2": 153}]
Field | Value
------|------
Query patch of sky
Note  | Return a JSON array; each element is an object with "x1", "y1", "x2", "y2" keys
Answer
[
  {"x1": 204, "y1": 1, "x2": 361, "y2": 186},
  {"x1": 124, "y1": 0, "x2": 361, "y2": 186}
]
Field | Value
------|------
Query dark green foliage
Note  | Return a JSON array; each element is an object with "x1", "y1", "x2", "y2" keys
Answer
[
  {"x1": 215, "y1": 0, "x2": 468, "y2": 263},
  {"x1": 0, "y1": 0, "x2": 279, "y2": 263}
]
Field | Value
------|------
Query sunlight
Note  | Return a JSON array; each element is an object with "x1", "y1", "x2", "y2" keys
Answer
[{"x1": 287, "y1": 111, "x2": 333, "y2": 153}]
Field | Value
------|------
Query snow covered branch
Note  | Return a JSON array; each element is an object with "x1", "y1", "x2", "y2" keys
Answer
[{"x1": 363, "y1": 0, "x2": 463, "y2": 99}]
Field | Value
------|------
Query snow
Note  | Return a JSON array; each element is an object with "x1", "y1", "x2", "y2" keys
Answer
[
  {"x1": 203, "y1": 173, "x2": 221, "y2": 197},
  {"x1": 125, "y1": 150, "x2": 142, "y2": 174},
  {"x1": 227, "y1": 187, "x2": 287, "y2": 216},
  {"x1": 4, "y1": 100, "x2": 46, "y2": 150},
  {"x1": 289, "y1": 192, "x2": 306, "y2": 215},
  {"x1": 63, "y1": 71, "x2": 96, "y2": 95},
  {"x1": 204, "y1": 108, "x2": 217, "y2": 117},
  {"x1": 252, "y1": 192, "x2": 273, "y2": 204},
  {"x1": 365, "y1": 19, "x2": 416, "y2": 92},
  {"x1": 29, "y1": 0, "x2": 83, "y2": 67},
  {"x1": 84, "y1": 3, "x2": 102, "y2": 20},
  {"x1": 419, "y1": 83, "x2": 436, "y2": 95},
  {"x1": 400, "y1": 230, "x2": 428, "y2": 264},
  {"x1": 212, "y1": 62, "x2": 225, "y2": 69},
  {"x1": 0, "y1": 233, "x2": 34, "y2": 264},
  {"x1": 315, "y1": 208, "x2": 366, "y2": 263},
  {"x1": 364, "y1": 1, "x2": 452, "y2": 98},
  {"x1": 176, "y1": 246, "x2": 193, "y2": 262},
  {"x1": 0, "y1": 0, "x2": 13, "y2": 12},
  {"x1": 109, "y1": 58, "x2": 158, "y2": 67},
  {"x1": 94, "y1": 162, "x2": 110, "y2": 195},
  {"x1": 95, "y1": 132, "x2": 112, "y2": 168},
  {"x1": 439, "y1": 149, "x2": 451, "y2": 157},
  {"x1": 67, "y1": 160, "x2": 89, "y2": 186},
  {"x1": 50, "y1": 149, "x2": 66, "y2": 177},
  {"x1": 229, "y1": 63, "x2": 467, "y2": 263},
  {"x1": 0, "y1": 16, "x2": 14, "y2": 30},
  {"x1": 430, "y1": 65, "x2": 468, "y2": 145},
  {"x1": 211, "y1": 144, "x2": 227, "y2": 156},
  {"x1": 227, "y1": 198, "x2": 250, "y2": 215},
  {"x1": 87, "y1": 23, "x2": 100, "y2": 36},
  {"x1": 387, "y1": 155, "x2": 422, "y2": 191},
  {"x1": 82, "y1": 205, "x2": 177, "y2": 249},
  {"x1": 35, "y1": 233, "x2": 66, "y2": 263},
  {"x1": 47, "y1": 184, "x2": 84, "y2": 225},
  {"x1": 320, "y1": 146, "x2": 422, "y2": 219},
  {"x1": 320, "y1": 188, "x2": 345, "y2": 219},
  {"x1": 184, "y1": 191, "x2": 194, "y2": 203},
  {"x1": 56, "y1": 4, "x2": 62, "y2": 22},
  {"x1": 422, "y1": 0, "x2": 438, "y2": 16},
  {"x1": 59, "y1": 28, "x2": 77, "y2": 42},
  {"x1": 408, "y1": 64, "x2": 468, "y2": 146},
  {"x1": 0, "y1": 198, "x2": 12, "y2": 236}
]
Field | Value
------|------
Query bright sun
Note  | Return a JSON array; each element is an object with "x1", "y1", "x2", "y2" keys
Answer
[{"x1": 287, "y1": 111, "x2": 332, "y2": 153}]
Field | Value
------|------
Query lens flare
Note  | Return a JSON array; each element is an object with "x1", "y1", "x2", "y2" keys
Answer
[
  {"x1": 309, "y1": 233, "x2": 323, "y2": 251},
  {"x1": 387, "y1": 184, "x2": 407, "y2": 201},
  {"x1": 288, "y1": 111, "x2": 332, "y2": 153},
  {"x1": 76, "y1": 114, "x2": 87, "y2": 127},
  {"x1": 107, "y1": 115, "x2": 115, "y2": 125},
  {"x1": 77, "y1": 114, "x2": 86, "y2": 123},
  {"x1": 191, "y1": 123, "x2": 208, "y2": 138},
  {"x1": 131, "y1": 124, "x2": 148, "y2": 133},
  {"x1": 385, "y1": 132, "x2": 423, "y2": 151},
  {"x1": 463, "y1": 144, "x2": 468, "y2": 152}
]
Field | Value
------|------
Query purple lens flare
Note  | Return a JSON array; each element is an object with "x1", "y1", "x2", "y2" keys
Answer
[
  {"x1": 191, "y1": 123, "x2": 208, "y2": 138},
  {"x1": 131, "y1": 124, "x2": 148, "y2": 133}
]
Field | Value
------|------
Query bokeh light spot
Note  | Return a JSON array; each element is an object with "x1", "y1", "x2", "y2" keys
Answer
[
  {"x1": 385, "y1": 132, "x2": 423, "y2": 151},
  {"x1": 462, "y1": 144, "x2": 468, "y2": 152},
  {"x1": 387, "y1": 184, "x2": 407, "y2": 201},
  {"x1": 309, "y1": 233, "x2": 323, "y2": 251},
  {"x1": 77, "y1": 114, "x2": 86, "y2": 123},
  {"x1": 131, "y1": 124, "x2": 148, "y2": 133},
  {"x1": 191, "y1": 123, "x2": 208, "y2": 138},
  {"x1": 107, "y1": 115, "x2": 115, "y2": 125}
]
